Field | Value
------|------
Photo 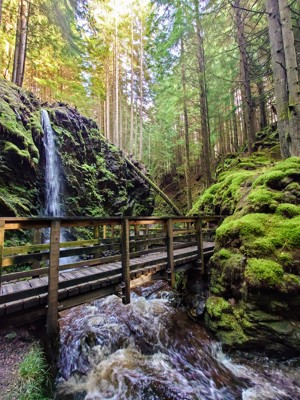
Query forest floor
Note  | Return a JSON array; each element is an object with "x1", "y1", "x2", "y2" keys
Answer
[{"x1": 0, "y1": 325, "x2": 40, "y2": 398}]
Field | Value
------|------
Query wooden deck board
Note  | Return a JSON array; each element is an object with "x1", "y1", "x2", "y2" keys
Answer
[{"x1": 0, "y1": 243, "x2": 214, "y2": 319}]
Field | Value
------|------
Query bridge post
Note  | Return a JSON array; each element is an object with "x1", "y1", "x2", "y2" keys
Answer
[
  {"x1": 0, "y1": 221, "x2": 4, "y2": 294},
  {"x1": 47, "y1": 220, "x2": 61, "y2": 337},
  {"x1": 166, "y1": 218, "x2": 175, "y2": 287},
  {"x1": 121, "y1": 218, "x2": 131, "y2": 304},
  {"x1": 195, "y1": 217, "x2": 204, "y2": 273}
]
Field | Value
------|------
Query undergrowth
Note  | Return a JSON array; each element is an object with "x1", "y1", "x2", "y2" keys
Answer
[{"x1": 7, "y1": 345, "x2": 51, "y2": 400}]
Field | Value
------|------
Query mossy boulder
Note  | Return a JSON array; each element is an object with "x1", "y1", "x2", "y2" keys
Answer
[
  {"x1": 0, "y1": 79, "x2": 154, "y2": 217},
  {"x1": 193, "y1": 149, "x2": 300, "y2": 357}
]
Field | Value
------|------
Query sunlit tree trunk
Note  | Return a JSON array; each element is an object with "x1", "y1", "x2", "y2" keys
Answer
[
  {"x1": 12, "y1": 0, "x2": 30, "y2": 87},
  {"x1": 105, "y1": 63, "x2": 111, "y2": 141},
  {"x1": 130, "y1": 11, "x2": 134, "y2": 154},
  {"x1": 0, "y1": 0, "x2": 3, "y2": 26},
  {"x1": 114, "y1": 11, "x2": 119, "y2": 147},
  {"x1": 139, "y1": 16, "x2": 144, "y2": 159}
]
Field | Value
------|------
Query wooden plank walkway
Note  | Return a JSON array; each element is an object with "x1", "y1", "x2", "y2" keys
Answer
[
  {"x1": 0, "y1": 215, "x2": 221, "y2": 331},
  {"x1": 0, "y1": 242, "x2": 214, "y2": 323}
]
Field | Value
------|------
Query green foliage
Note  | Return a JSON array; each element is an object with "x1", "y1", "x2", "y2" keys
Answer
[{"x1": 7, "y1": 346, "x2": 51, "y2": 400}]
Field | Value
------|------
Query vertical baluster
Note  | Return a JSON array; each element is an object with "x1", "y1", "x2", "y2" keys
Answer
[
  {"x1": 195, "y1": 217, "x2": 204, "y2": 273},
  {"x1": 121, "y1": 219, "x2": 130, "y2": 304},
  {"x1": 145, "y1": 225, "x2": 149, "y2": 250}
]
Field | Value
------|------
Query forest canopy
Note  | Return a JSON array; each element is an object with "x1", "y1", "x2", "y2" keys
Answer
[{"x1": 1, "y1": 0, "x2": 300, "y2": 211}]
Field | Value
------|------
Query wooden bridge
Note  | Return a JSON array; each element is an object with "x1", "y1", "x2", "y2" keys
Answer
[{"x1": 0, "y1": 216, "x2": 221, "y2": 335}]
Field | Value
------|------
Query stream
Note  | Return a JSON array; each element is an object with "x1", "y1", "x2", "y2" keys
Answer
[{"x1": 55, "y1": 281, "x2": 300, "y2": 400}]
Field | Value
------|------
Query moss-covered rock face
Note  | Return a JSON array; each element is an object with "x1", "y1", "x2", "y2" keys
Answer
[
  {"x1": 193, "y1": 150, "x2": 300, "y2": 357},
  {"x1": 0, "y1": 79, "x2": 154, "y2": 217}
]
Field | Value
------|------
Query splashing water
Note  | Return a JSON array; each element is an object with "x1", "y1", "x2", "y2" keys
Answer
[
  {"x1": 54, "y1": 281, "x2": 300, "y2": 400},
  {"x1": 41, "y1": 109, "x2": 63, "y2": 217}
]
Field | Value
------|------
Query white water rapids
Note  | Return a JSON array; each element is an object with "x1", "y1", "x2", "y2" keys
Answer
[{"x1": 55, "y1": 281, "x2": 300, "y2": 400}]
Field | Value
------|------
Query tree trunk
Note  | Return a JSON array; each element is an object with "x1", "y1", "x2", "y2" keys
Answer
[
  {"x1": 125, "y1": 157, "x2": 181, "y2": 216},
  {"x1": 194, "y1": 0, "x2": 212, "y2": 186},
  {"x1": 231, "y1": 89, "x2": 239, "y2": 151},
  {"x1": 0, "y1": 0, "x2": 3, "y2": 26},
  {"x1": 114, "y1": 12, "x2": 119, "y2": 147},
  {"x1": 12, "y1": 0, "x2": 30, "y2": 87},
  {"x1": 180, "y1": 38, "x2": 192, "y2": 212},
  {"x1": 257, "y1": 79, "x2": 268, "y2": 130},
  {"x1": 234, "y1": 0, "x2": 256, "y2": 153},
  {"x1": 105, "y1": 63, "x2": 111, "y2": 141},
  {"x1": 266, "y1": 0, "x2": 290, "y2": 157},
  {"x1": 278, "y1": 0, "x2": 300, "y2": 156},
  {"x1": 139, "y1": 17, "x2": 144, "y2": 160},
  {"x1": 130, "y1": 11, "x2": 134, "y2": 154}
]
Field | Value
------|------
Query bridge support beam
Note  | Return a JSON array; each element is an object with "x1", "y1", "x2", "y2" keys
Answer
[
  {"x1": 47, "y1": 220, "x2": 61, "y2": 337},
  {"x1": 166, "y1": 219, "x2": 175, "y2": 287},
  {"x1": 121, "y1": 218, "x2": 131, "y2": 304}
]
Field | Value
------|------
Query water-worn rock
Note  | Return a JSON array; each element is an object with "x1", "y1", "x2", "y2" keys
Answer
[{"x1": 0, "y1": 79, "x2": 154, "y2": 217}]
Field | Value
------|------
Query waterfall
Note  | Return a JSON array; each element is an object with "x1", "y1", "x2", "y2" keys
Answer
[
  {"x1": 41, "y1": 109, "x2": 78, "y2": 265},
  {"x1": 41, "y1": 109, "x2": 62, "y2": 217}
]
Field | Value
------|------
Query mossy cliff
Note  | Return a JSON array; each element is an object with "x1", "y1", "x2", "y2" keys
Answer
[
  {"x1": 0, "y1": 79, "x2": 154, "y2": 217},
  {"x1": 191, "y1": 149, "x2": 300, "y2": 357}
]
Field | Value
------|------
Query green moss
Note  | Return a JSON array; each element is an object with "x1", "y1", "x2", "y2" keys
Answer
[
  {"x1": 3, "y1": 141, "x2": 31, "y2": 160},
  {"x1": 247, "y1": 188, "x2": 281, "y2": 213},
  {"x1": 272, "y1": 157, "x2": 300, "y2": 172},
  {"x1": 0, "y1": 187, "x2": 33, "y2": 216},
  {"x1": 280, "y1": 274, "x2": 300, "y2": 293},
  {"x1": 276, "y1": 204, "x2": 300, "y2": 218},
  {"x1": 277, "y1": 252, "x2": 294, "y2": 269},
  {"x1": 205, "y1": 297, "x2": 248, "y2": 346},
  {"x1": 217, "y1": 248, "x2": 232, "y2": 259},
  {"x1": 216, "y1": 213, "x2": 267, "y2": 246},
  {"x1": 206, "y1": 296, "x2": 232, "y2": 318},
  {"x1": 245, "y1": 258, "x2": 284, "y2": 289}
]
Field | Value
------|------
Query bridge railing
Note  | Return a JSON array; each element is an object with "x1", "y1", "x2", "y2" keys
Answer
[{"x1": 0, "y1": 215, "x2": 222, "y2": 335}]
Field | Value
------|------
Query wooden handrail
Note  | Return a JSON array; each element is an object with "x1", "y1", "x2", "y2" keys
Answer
[{"x1": 0, "y1": 215, "x2": 222, "y2": 336}]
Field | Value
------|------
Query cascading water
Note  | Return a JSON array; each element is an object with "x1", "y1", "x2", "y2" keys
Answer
[
  {"x1": 55, "y1": 281, "x2": 300, "y2": 400},
  {"x1": 41, "y1": 109, "x2": 63, "y2": 217},
  {"x1": 41, "y1": 110, "x2": 77, "y2": 264}
]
